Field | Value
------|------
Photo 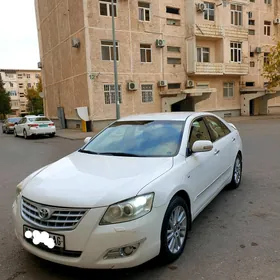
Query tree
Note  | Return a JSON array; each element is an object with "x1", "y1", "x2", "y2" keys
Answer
[
  {"x1": 262, "y1": 41, "x2": 280, "y2": 89},
  {"x1": 0, "y1": 74, "x2": 11, "y2": 119},
  {"x1": 25, "y1": 76, "x2": 43, "y2": 115}
]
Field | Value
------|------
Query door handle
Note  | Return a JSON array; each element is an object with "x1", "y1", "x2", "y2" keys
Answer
[
  {"x1": 214, "y1": 149, "x2": 220, "y2": 155},
  {"x1": 232, "y1": 137, "x2": 236, "y2": 142}
]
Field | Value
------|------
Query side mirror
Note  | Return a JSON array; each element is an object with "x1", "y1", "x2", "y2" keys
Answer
[
  {"x1": 15, "y1": 122, "x2": 18, "y2": 125},
  {"x1": 192, "y1": 140, "x2": 213, "y2": 153},
  {"x1": 84, "y1": 137, "x2": 91, "y2": 144}
]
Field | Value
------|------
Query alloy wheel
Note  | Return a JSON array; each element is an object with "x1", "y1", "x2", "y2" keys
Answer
[
  {"x1": 167, "y1": 206, "x2": 187, "y2": 254},
  {"x1": 234, "y1": 157, "x2": 241, "y2": 184}
]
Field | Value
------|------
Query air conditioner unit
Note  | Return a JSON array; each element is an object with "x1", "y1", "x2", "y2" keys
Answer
[
  {"x1": 273, "y1": 18, "x2": 280, "y2": 24},
  {"x1": 196, "y1": 3, "x2": 205, "y2": 12},
  {"x1": 156, "y1": 39, "x2": 166, "y2": 48},
  {"x1": 127, "y1": 82, "x2": 138, "y2": 91},
  {"x1": 158, "y1": 80, "x2": 168, "y2": 87},
  {"x1": 255, "y1": 47, "x2": 262, "y2": 53},
  {"x1": 186, "y1": 80, "x2": 195, "y2": 88},
  {"x1": 37, "y1": 62, "x2": 42, "y2": 69},
  {"x1": 248, "y1": 11, "x2": 253, "y2": 18}
]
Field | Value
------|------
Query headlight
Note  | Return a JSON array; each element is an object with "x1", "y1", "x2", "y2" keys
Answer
[
  {"x1": 16, "y1": 183, "x2": 24, "y2": 197},
  {"x1": 100, "y1": 193, "x2": 154, "y2": 225}
]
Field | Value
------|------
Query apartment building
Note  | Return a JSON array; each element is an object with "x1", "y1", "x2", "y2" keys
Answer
[
  {"x1": 35, "y1": 0, "x2": 280, "y2": 131},
  {"x1": 0, "y1": 69, "x2": 41, "y2": 116}
]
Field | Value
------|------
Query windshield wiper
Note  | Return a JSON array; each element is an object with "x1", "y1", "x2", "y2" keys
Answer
[
  {"x1": 79, "y1": 149, "x2": 99, "y2": 155},
  {"x1": 97, "y1": 152, "x2": 143, "y2": 157}
]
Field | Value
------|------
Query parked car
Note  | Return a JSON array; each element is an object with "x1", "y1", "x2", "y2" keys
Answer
[
  {"x1": 2, "y1": 117, "x2": 22, "y2": 134},
  {"x1": 14, "y1": 115, "x2": 56, "y2": 139},
  {"x1": 12, "y1": 112, "x2": 243, "y2": 269}
]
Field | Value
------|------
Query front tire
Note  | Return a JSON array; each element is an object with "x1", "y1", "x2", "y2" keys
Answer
[
  {"x1": 159, "y1": 196, "x2": 190, "y2": 264},
  {"x1": 228, "y1": 153, "x2": 242, "y2": 189},
  {"x1": 14, "y1": 129, "x2": 18, "y2": 137}
]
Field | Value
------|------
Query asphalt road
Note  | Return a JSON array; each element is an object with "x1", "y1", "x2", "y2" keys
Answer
[{"x1": 1, "y1": 119, "x2": 280, "y2": 280}]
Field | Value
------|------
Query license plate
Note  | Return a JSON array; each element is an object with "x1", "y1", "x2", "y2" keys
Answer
[
  {"x1": 39, "y1": 124, "x2": 48, "y2": 127},
  {"x1": 23, "y1": 225, "x2": 65, "y2": 248}
]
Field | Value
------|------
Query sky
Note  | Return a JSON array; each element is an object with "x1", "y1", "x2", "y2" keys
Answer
[{"x1": 0, "y1": 0, "x2": 40, "y2": 70}]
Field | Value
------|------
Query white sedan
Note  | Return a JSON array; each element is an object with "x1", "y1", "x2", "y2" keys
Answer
[
  {"x1": 12, "y1": 112, "x2": 243, "y2": 269},
  {"x1": 14, "y1": 115, "x2": 56, "y2": 139}
]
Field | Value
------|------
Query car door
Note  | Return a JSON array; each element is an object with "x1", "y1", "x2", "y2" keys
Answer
[
  {"x1": 184, "y1": 117, "x2": 221, "y2": 217},
  {"x1": 17, "y1": 118, "x2": 26, "y2": 135},
  {"x1": 203, "y1": 116, "x2": 236, "y2": 187}
]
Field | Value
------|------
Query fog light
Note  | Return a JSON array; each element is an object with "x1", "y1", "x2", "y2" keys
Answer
[{"x1": 104, "y1": 238, "x2": 146, "y2": 259}]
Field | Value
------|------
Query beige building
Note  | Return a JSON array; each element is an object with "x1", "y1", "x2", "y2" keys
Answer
[
  {"x1": 35, "y1": 0, "x2": 280, "y2": 131},
  {"x1": 0, "y1": 69, "x2": 41, "y2": 116}
]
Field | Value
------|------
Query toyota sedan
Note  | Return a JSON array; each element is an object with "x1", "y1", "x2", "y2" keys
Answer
[{"x1": 12, "y1": 112, "x2": 243, "y2": 269}]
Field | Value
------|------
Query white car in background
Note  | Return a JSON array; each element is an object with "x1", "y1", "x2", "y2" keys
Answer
[
  {"x1": 14, "y1": 115, "x2": 56, "y2": 139},
  {"x1": 12, "y1": 112, "x2": 243, "y2": 269}
]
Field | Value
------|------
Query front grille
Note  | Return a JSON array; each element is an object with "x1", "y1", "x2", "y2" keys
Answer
[
  {"x1": 25, "y1": 238, "x2": 82, "y2": 258},
  {"x1": 21, "y1": 197, "x2": 88, "y2": 231}
]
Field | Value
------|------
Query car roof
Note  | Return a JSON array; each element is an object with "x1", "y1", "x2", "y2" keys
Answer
[{"x1": 118, "y1": 112, "x2": 217, "y2": 121}]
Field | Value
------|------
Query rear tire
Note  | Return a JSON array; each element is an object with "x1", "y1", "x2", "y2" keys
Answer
[
  {"x1": 23, "y1": 129, "x2": 28, "y2": 140},
  {"x1": 49, "y1": 133, "x2": 55, "y2": 138},
  {"x1": 158, "y1": 196, "x2": 190, "y2": 264},
  {"x1": 227, "y1": 153, "x2": 242, "y2": 189}
]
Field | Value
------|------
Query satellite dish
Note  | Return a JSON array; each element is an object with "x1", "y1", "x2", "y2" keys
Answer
[{"x1": 39, "y1": 92, "x2": 44, "y2": 98}]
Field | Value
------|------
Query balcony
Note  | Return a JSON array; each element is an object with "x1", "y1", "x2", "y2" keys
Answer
[
  {"x1": 224, "y1": 63, "x2": 249, "y2": 75},
  {"x1": 224, "y1": 26, "x2": 248, "y2": 40},
  {"x1": 195, "y1": 62, "x2": 224, "y2": 75},
  {"x1": 195, "y1": 24, "x2": 223, "y2": 38}
]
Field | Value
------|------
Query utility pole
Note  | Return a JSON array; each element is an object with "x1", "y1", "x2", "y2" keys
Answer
[{"x1": 111, "y1": 0, "x2": 120, "y2": 119}]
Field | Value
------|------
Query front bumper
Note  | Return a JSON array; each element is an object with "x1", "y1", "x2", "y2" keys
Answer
[{"x1": 12, "y1": 196, "x2": 164, "y2": 269}]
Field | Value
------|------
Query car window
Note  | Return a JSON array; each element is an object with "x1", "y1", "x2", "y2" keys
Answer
[
  {"x1": 20, "y1": 118, "x2": 27, "y2": 124},
  {"x1": 188, "y1": 118, "x2": 211, "y2": 149},
  {"x1": 204, "y1": 116, "x2": 231, "y2": 142},
  {"x1": 82, "y1": 120, "x2": 185, "y2": 157},
  {"x1": 34, "y1": 117, "x2": 50, "y2": 122}
]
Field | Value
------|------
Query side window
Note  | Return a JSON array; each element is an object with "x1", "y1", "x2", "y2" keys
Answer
[
  {"x1": 188, "y1": 118, "x2": 211, "y2": 149},
  {"x1": 21, "y1": 118, "x2": 27, "y2": 124},
  {"x1": 204, "y1": 116, "x2": 231, "y2": 142}
]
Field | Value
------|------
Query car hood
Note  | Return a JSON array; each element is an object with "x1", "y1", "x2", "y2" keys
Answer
[{"x1": 22, "y1": 151, "x2": 173, "y2": 208}]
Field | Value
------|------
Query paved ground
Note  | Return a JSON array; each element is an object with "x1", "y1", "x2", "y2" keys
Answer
[{"x1": 1, "y1": 119, "x2": 280, "y2": 280}]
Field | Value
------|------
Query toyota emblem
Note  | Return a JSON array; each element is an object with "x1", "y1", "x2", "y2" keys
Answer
[{"x1": 38, "y1": 208, "x2": 51, "y2": 220}]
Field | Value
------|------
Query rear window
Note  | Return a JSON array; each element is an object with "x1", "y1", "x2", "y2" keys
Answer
[{"x1": 29, "y1": 117, "x2": 50, "y2": 122}]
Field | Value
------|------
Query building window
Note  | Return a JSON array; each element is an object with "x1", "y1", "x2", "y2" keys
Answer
[
  {"x1": 231, "y1": 4, "x2": 242, "y2": 26},
  {"x1": 167, "y1": 58, "x2": 181, "y2": 64},
  {"x1": 19, "y1": 83, "x2": 23, "y2": 88},
  {"x1": 101, "y1": 41, "x2": 119, "y2": 61},
  {"x1": 166, "y1": 6, "x2": 180, "y2": 14},
  {"x1": 250, "y1": 0, "x2": 255, "y2": 2},
  {"x1": 138, "y1": 2, "x2": 150, "y2": 21},
  {"x1": 248, "y1": 29, "x2": 255, "y2": 35},
  {"x1": 264, "y1": 0, "x2": 271, "y2": 4},
  {"x1": 197, "y1": 47, "x2": 210, "y2": 62},
  {"x1": 245, "y1": 82, "x2": 255, "y2": 87},
  {"x1": 168, "y1": 83, "x2": 181, "y2": 89},
  {"x1": 264, "y1": 21, "x2": 271, "y2": 36},
  {"x1": 167, "y1": 46, "x2": 180, "y2": 52},
  {"x1": 141, "y1": 84, "x2": 153, "y2": 103},
  {"x1": 140, "y1": 44, "x2": 152, "y2": 63},
  {"x1": 264, "y1": 52, "x2": 270, "y2": 65},
  {"x1": 26, "y1": 74, "x2": 31, "y2": 78},
  {"x1": 250, "y1": 61, "x2": 255, "y2": 67},
  {"x1": 9, "y1": 82, "x2": 13, "y2": 87},
  {"x1": 99, "y1": 0, "x2": 117, "y2": 17},
  {"x1": 17, "y1": 74, "x2": 22, "y2": 79},
  {"x1": 250, "y1": 52, "x2": 254, "y2": 57},
  {"x1": 104, "y1": 84, "x2": 122, "y2": 104},
  {"x1": 9, "y1": 91, "x2": 17, "y2": 96},
  {"x1": 204, "y1": 2, "x2": 215, "y2": 21},
  {"x1": 249, "y1": 20, "x2": 255, "y2": 25},
  {"x1": 35, "y1": 74, "x2": 40, "y2": 78},
  {"x1": 166, "y1": 19, "x2": 180, "y2": 26},
  {"x1": 27, "y1": 83, "x2": 32, "y2": 88},
  {"x1": 223, "y1": 82, "x2": 234, "y2": 98},
  {"x1": 230, "y1": 42, "x2": 242, "y2": 63}
]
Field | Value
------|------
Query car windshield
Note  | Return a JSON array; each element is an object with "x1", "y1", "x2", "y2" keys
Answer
[
  {"x1": 80, "y1": 120, "x2": 185, "y2": 157},
  {"x1": 8, "y1": 118, "x2": 21, "y2": 123}
]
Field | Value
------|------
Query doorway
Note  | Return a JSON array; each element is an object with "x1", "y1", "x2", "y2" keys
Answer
[
  {"x1": 249, "y1": 99, "x2": 254, "y2": 116},
  {"x1": 171, "y1": 97, "x2": 194, "y2": 112}
]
